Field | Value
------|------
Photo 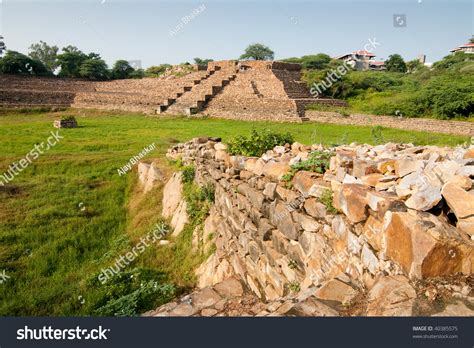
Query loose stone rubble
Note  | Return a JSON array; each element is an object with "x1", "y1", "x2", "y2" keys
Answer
[{"x1": 149, "y1": 138, "x2": 474, "y2": 316}]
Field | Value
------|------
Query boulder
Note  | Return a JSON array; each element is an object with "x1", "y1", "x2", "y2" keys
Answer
[
  {"x1": 442, "y1": 183, "x2": 474, "y2": 219},
  {"x1": 366, "y1": 275, "x2": 416, "y2": 316},
  {"x1": 262, "y1": 161, "x2": 291, "y2": 182},
  {"x1": 162, "y1": 172, "x2": 183, "y2": 219},
  {"x1": 383, "y1": 211, "x2": 467, "y2": 279},
  {"x1": 314, "y1": 279, "x2": 358, "y2": 305},
  {"x1": 334, "y1": 184, "x2": 369, "y2": 223}
]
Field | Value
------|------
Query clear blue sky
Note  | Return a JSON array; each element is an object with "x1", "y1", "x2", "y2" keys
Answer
[{"x1": 1, "y1": 0, "x2": 472, "y2": 68}]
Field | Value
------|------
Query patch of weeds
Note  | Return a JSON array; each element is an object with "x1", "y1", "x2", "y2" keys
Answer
[
  {"x1": 227, "y1": 128, "x2": 294, "y2": 157},
  {"x1": 287, "y1": 281, "x2": 300, "y2": 293},
  {"x1": 320, "y1": 189, "x2": 338, "y2": 214},
  {"x1": 371, "y1": 126, "x2": 385, "y2": 144},
  {"x1": 282, "y1": 150, "x2": 334, "y2": 186},
  {"x1": 181, "y1": 165, "x2": 195, "y2": 184},
  {"x1": 183, "y1": 181, "x2": 215, "y2": 226},
  {"x1": 88, "y1": 268, "x2": 175, "y2": 317},
  {"x1": 288, "y1": 259, "x2": 298, "y2": 270}
]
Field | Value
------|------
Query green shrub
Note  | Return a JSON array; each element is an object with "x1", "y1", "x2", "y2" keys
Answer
[
  {"x1": 181, "y1": 165, "x2": 195, "y2": 184},
  {"x1": 320, "y1": 189, "x2": 338, "y2": 214},
  {"x1": 227, "y1": 129, "x2": 294, "y2": 157},
  {"x1": 90, "y1": 268, "x2": 175, "y2": 317},
  {"x1": 282, "y1": 150, "x2": 334, "y2": 185},
  {"x1": 183, "y1": 182, "x2": 215, "y2": 225}
]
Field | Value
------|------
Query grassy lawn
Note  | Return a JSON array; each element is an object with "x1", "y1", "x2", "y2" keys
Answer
[{"x1": 0, "y1": 109, "x2": 470, "y2": 316}]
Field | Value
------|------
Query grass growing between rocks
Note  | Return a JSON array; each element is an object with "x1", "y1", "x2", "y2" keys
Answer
[{"x1": 0, "y1": 109, "x2": 470, "y2": 316}]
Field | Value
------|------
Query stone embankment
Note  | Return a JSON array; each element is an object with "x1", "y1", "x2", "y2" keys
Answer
[
  {"x1": 307, "y1": 111, "x2": 474, "y2": 137},
  {"x1": 146, "y1": 138, "x2": 474, "y2": 316}
]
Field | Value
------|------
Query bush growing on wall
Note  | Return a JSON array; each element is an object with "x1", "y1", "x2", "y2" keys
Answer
[{"x1": 227, "y1": 129, "x2": 294, "y2": 157}]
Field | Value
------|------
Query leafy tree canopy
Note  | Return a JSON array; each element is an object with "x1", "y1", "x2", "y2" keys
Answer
[
  {"x1": 28, "y1": 41, "x2": 59, "y2": 72},
  {"x1": 0, "y1": 50, "x2": 51, "y2": 76},
  {"x1": 79, "y1": 58, "x2": 109, "y2": 80},
  {"x1": 385, "y1": 54, "x2": 407, "y2": 73},
  {"x1": 111, "y1": 60, "x2": 134, "y2": 79},
  {"x1": 240, "y1": 43, "x2": 274, "y2": 61}
]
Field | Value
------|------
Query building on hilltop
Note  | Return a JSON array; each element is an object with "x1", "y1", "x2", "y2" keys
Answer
[
  {"x1": 334, "y1": 50, "x2": 385, "y2": 71},
  {"x1": 450, "y1": 42, "x2": 474, "y2": 54}
]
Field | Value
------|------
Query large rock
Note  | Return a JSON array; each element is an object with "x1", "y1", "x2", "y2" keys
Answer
[
  {"x1": 171, "y1": 200, "x2": 188, "y2": 236},
  {"x1": 162, "y1": 172, "x2": 183, "y2": 219},
  {"x1": 383, "y1": 211, "x2": 469, "y2": 279},
  {"x1": 314, "y1": 279, "x2": 358, "y2": 305},
  {"x1": 334, "y1": 184, "x2": 369, "y2": 223},
  {"x1": 366, "y1": 276, "x2": 416, "y2": 316},
  {"x1": 405, "y1": 185, "x2": 442, "y2": 211},
  {"x1": 262, "y1": 161, "x2": 291, "y2": 181},
  {"x1": 442, "y1": 183, "x2": 474, "y2": 236}
]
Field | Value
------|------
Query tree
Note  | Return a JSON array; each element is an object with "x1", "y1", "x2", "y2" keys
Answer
[
  {"x1": 79, "y1": 58, "x2": 109, "y2": 80},
  {"x1": 406, "y1": 59, "x2": 423, "y2": 73},
  {"x1": 0, "y1": 50, "x2": 51, "y2": 76},
  {"x1": 193, "y1": 57, "x2": 213, "y2": 66},
  {"x1": 111, "y1": 60, "x2": 134, "y2": 79},
  {"x1": 145, "y1": 64, "x2": 171, "y2": 77},
  {"x1": 470, "y1": 36, "x2": 474, "y2": 44},
  {"x1": 385, "y1": 54, "x2": 407, "y2": 73},
  {"x1": 239, "y1": 43, "x2": 274, "y2": 61},
  {"x1": 0, "y1": 35, "x2": 6, "y2": 56},
  {"x1": 300, "y1": 54, "x2": 331, "y2": 70},
  {"x1": 28, "y1": 41, "x2": 59, "y2": 72},
  {"x1": 57, "y1": 46, "x2": 88, "y2": 77}
]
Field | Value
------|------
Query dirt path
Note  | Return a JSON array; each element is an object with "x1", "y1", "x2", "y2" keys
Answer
[{"x1": 306, "y1": 111, "x2": 474, "y2": 137}]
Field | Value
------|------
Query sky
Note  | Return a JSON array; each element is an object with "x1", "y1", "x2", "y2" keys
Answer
[{"x1": 0, "y1": 0, "x2": 472, "y2": 68}]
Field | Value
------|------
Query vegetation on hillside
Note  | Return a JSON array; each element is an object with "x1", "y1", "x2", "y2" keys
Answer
[{"x1": 297, "y1": 47, "x2": 474, "y2": 120}]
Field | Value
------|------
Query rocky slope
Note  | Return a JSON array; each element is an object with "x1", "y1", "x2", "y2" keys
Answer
[{"x1": 144, "y1": 138, "x2": 474, "y2": 316}]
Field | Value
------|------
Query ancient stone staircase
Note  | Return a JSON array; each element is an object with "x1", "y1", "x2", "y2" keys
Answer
[
  {"x1": 161, "y1": 69, "x2": 237, "y2": 116},
  {"x1": 156, "y1": 67, "x2": 222, "y2": 114}
]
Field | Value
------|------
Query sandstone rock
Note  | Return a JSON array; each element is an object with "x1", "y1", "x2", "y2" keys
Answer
[
  {"x1": 352, "y1": 159, "x2": 380, "y2": 178},
  {"x1": 192, "y1": 287, "x2": 222, "y2": 308},
  {"x1": 169, "y1": 303, "x2": 196, "y2": 316},
  {"x1": 405, "y1": 185, "x2": 442, "y2": 211},
  {"x1": 292, "y1": 211, "x2": 320, "y2": 232},
  {"x1": 361, "y1": 244, "x2": 379, "y2": 274},
  {"x1": 289, "y1": 297, "x2": 339, "y2": 316},
  {"x1": 270, "y1": 201, "x2": 299, "y2": 240},
  {"x1": 366, "y1": 275, "x2": 416, "y2": 316},
  {"x1": 292, "y1": 171, "x2": 318, "y2": 197},
  {"x1": 304, "y1": 198, "x2": 327, "y2": 219},
  {"x1": 442, "y1": 183, "x2": 474, "y2": 219},
  {"x1": 201, "y1": 308, "x2": 218, "y2": 316},
  {"x1": 446, "y1": 175, "x2": 472, "y2": 190},
  {"x1": 263, "y1": 182, "x2": 277, "y2": 199},
  {"x1": 170, "y1": 199, "x2": 188, "y2": 236},
  {"x1": 262, "y1": 161, "x2": 290, "y2": 181},
  {"x1": 214, "y1": 277, "x2": 244, "y2": 298},
  {"x1": 143, "y1": 162, "x2": 165, "y2": 193},
  {"x1": 162, "y1": 172, "x2": 183, "y2": 219},
  {"x1": 394, "y1": 158, "x2": 424, "y2": 177},
  {"x1": 360, "y1": 173, "x2": 385, "y2": 187},
  {"x1": 383, "y1": 211, "x2": 466, "y2": 279},
  {"x1": 334, "y1": 184, "x2": 369, "y2": 223},
  {"x1": 314, "y1": 279, "x2": 358, "y2": 305},
  {"x1": 214, "y1": 142, "x2": 227, "y2": 151}
]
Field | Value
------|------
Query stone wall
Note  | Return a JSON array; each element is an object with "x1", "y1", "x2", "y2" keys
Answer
[{"x1": 158, "y1": 137, "x2": 474, "y2": 316}]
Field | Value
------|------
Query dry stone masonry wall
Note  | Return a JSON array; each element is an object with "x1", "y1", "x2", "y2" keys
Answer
[{"x1": 155, "y1": 137, "x2": 474, "y2": 316}]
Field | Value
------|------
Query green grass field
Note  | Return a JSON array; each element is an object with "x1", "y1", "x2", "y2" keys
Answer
[{"x1": 0, "y1": 109, "x2": 469, "y2": 316}]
